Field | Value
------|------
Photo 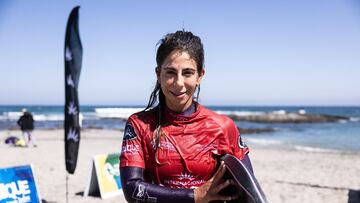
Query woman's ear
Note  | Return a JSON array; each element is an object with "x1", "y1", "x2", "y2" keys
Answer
[
  {"x1": 155, "y1": 66, "x2": 160, "y2": 80},
  {"x1": 197, "y1": 68, "x2": 205, "y2": 85}
]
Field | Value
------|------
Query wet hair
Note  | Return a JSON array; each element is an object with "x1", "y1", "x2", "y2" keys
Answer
[
  {"x1": 144, "y1": 30, "x2": 205, "y2": 153},
  {"x1": 145, "y1": 30, "x2": 204, "y2": 111}
]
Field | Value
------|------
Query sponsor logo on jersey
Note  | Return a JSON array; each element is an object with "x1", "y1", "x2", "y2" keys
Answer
[
  {"x1": 123, "y1": 122, "x2": 137, "y2": 140},
  {"x1": 136, "y1": 184, "x2": 145, "y2": 198},
  {"x1": 163, "y1": 179, "x2": 206, "y2": 188},
  {"x1": 159, "y1": 140, "x2": 177, "y2": 151},
  {"x1": 131, "y1": 183, "x2": 157, "y2": 202},
  {"x1": 121, "y1": 143, "x2": 140, "y2": 153},
  {"x1": 150, "y1": 137, "x2": 177, "y2": 151},
  {"x1": 162, "y1": 172, "x2": 206, "y2": 188},
  {"x1": 178, "y1": 172, "x2": 194, "y2": 181}
]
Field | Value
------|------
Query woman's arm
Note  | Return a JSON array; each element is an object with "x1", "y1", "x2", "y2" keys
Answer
[
  {"x1": 121, "y1": 163, "x2": 239, "y2": 203},
  {"x1": 120, "y1": 166, "x2": 194, "y2": 203}
]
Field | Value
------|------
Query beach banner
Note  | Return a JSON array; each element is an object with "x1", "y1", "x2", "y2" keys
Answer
[
  {"x1": 84, "y1": 153, "x2": 123, "y2": 199},
  {"x1": 0, "y1": 165, "x2": 41, "y2": 203},
  {"x1": 64, "y1": 6, "x2": 83, "y2": 174}
]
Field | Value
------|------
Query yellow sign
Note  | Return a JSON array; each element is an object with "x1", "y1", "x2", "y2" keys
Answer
[{"x1": 84, "y1": 153, "x2": 123, "y2": 199}]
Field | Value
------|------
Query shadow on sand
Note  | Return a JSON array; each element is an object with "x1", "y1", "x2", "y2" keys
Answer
[
  {"x1": 41, "y1": 199, "x2": 57, "y2": 203},
  {"x1": 75, "y1": 190, "x2": 101, "y2": 198}
]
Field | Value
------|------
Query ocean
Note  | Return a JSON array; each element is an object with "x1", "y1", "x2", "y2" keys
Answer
[{"x1": 1, "y1": 105, "x2": 359, "y2": 152}]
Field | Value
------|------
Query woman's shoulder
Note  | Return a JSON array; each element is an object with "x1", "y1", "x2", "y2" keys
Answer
[
  {"x1": 199, "y1": 105, "x2": 235, "y2": 128},
  {"x1": 128, "y1": 107, "x2": 158, "y2": 125}
]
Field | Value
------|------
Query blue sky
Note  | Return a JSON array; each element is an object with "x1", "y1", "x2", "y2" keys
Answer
[{"x1": 0, "y1": 1, "x2": 359, "y2": 106}]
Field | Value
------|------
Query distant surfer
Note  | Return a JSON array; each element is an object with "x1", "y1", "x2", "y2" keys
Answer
[
  {"x1": 119, "y1": 31, "x2": 260, "y2": 203},
  {"x1": 17, "y1": 108, "x2": 37, "y2": 147}
]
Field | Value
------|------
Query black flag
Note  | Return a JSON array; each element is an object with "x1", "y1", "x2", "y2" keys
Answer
[{"x1": 64, "y1": 6, "x2": 82, "y2": 174}]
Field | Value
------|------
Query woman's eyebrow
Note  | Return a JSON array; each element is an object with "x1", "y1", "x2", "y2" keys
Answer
[
  {"x1": 163, "y1": 67, "x2": 196, "y2": 71},
  {"x1": 183, "y1": 68, "x2": 196, "y2": 72},
  {"x1": 163, "y1": 67, "x2": 176, "y2": 71}
]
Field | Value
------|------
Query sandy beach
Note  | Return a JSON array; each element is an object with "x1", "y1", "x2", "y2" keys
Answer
[{"x1": 1, "y1": 129, "x2": 360, "y2": 203}]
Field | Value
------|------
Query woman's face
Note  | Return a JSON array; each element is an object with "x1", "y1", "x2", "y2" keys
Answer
[{"x1": 157, "y1": 50, "x2": 204, "y2": 113}]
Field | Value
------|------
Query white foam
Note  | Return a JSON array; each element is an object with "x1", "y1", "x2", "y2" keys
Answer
[
  {"x1": 1, "y1": 112, "x2": 64, "y2": 121},
  {"x1": 2, "y1": 107, "x2": 145, "y2": 121},
  {"x1": 272, "y1": 110, "x2": 286, "y2": 115},
  {"x1": 215, "y1": 110, "x2": 265, "y2": 116},
  {"x1": 338, "y1": 119, "x2": 348, "y2": 123},
  {"x1": 245, "y1": 138, "x2": 283, "y2": 145},
  {"x1": 2, "y1": 111, "x2": 23, "y2": 120},
  {"x1": 33, "y1": 114, "x2": 64, "y2": 121},
  {"x1": 350, "y1": 117, "x2": 360, "y2": 122},
  {"x1": 298, "y1": 109, "x2": 306, "y2": 114},
  {"x1": 216, "y1": 109, "x2": 292, "y2": 116},
  {"x1": 293, "y1": 145, "x2": 337, "y2": 153},
  {"x1": 95, "y1": 107, "x2": 143, "y2": 119}
]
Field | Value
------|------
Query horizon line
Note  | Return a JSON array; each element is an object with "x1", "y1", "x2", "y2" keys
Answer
[{"x1": 0, "y1": 103, "x2": 359, "y2": 107}]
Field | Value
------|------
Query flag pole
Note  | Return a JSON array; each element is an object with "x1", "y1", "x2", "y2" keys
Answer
[{"x1": 66, "y1": 173, "x2": 69, "y2": 203}]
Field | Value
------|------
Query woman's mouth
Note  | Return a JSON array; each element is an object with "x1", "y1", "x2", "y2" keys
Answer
[{"x1": 170, "y1": 91, "x2": 186, "y2": 98}]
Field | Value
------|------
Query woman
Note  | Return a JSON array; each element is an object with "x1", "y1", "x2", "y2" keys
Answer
[{"x1": 120, "y1": 30, "x2": 252, "y2": 203}]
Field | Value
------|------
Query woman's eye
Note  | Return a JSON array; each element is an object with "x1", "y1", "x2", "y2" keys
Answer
[
  {"x1": 183, "y1": 71, "x2": 194, "y2": 77},
  {"x1": 166, "y1": 71, "x2": 176, "y2": 75}
]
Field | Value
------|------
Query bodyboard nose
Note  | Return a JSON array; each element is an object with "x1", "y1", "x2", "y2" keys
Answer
[{"x1": 216, "y1": 154, "x2": 268, "y2": 203}]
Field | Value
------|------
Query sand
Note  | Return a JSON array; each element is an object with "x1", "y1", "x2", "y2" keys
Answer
[{"x1": 1, "y1": 129, "x2": 360, "y2": 203}]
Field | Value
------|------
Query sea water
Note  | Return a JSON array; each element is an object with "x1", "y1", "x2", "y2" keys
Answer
[{"x1": 1, "y1": 105, "x2": 359, "y2": 152}]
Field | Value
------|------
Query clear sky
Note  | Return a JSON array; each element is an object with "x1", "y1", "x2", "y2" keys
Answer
[{"x1": 0, "y1": 0, "x2": 359, "y2": 106}]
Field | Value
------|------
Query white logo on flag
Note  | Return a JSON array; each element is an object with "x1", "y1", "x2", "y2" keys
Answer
[
  {"x1": 67, "y1": 102, "x2": 78, "y2": 115},
  {"x1": 67, "y1": 128, "x2": 79, "y2": 142},
  {"x1": 65, "y1": 47, "x2": 73, "y2": 61},
  {"x1": 67, "y1": 75, "x2": 75, "y2": 88}
]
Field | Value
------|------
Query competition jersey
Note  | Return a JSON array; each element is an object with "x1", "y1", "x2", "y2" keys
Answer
[{"x1": 120, "y1": 103, "x2": 249, "y2": 189}]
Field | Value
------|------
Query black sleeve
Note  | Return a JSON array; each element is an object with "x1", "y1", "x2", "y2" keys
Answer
[
  {"x1": 120, "y1": 166, "x2": 194, "y2": 203},
  {"x1": 242, "y1": 154, "x2": 254, "y2": 174},
  {"x1": 17, "y1": 117, "x2": 22, "y2": 126}
]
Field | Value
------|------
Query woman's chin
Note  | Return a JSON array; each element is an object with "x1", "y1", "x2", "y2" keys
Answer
[{"x1": 167, "y1": 98, "x2": 192, "y2": 112}]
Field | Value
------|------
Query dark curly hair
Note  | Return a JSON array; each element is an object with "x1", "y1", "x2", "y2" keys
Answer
[{"x1": 145, "y1": 30, "x2": 204, "y2": 111}]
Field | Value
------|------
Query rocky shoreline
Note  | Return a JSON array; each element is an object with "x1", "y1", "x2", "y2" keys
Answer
[
  {"x1": 229, "y1": 112, "x2": 349, "y2": 123},
  {"x1": 3, "y1": 112, "x2": 351, "y2": 135}
]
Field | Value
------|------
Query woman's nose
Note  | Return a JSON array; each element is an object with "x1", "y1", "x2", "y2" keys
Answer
[{"x1": 174, "y1": 75, "x2": 185, "y2": 87}]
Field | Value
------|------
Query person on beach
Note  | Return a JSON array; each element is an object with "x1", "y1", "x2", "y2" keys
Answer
[
  {"x1": 17, "y1": 108, "x2": 37, "y2": 147},
  {"x1": 120, "y1": 30, "x2": 253, "y2": 203}
]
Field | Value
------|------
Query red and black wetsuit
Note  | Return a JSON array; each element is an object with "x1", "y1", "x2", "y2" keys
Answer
[{"x1": 120, "y1": 103, "x2": 251, "y2": 203}]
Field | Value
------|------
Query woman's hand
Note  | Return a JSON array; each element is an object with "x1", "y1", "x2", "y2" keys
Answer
[{"x1": 194, "y1": 162, "x2": 238, "y2": 203}]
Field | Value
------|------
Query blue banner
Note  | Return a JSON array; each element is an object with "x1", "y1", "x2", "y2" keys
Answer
[{"x1": 0, "y1": 165, "x2": 40, "y2": 203}]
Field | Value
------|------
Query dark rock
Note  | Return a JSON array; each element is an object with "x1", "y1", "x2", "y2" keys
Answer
[{"x1": 229, "y1": 113, "x2": 349, "y2": 123}]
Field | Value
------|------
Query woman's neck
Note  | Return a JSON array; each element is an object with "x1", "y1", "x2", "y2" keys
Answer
[
  {"x1": 166, "y1": 102, "x2": 196, "y2": 116},
  {"x1": 180, "y1": 102, "x2": 196, "y2": 116}
]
